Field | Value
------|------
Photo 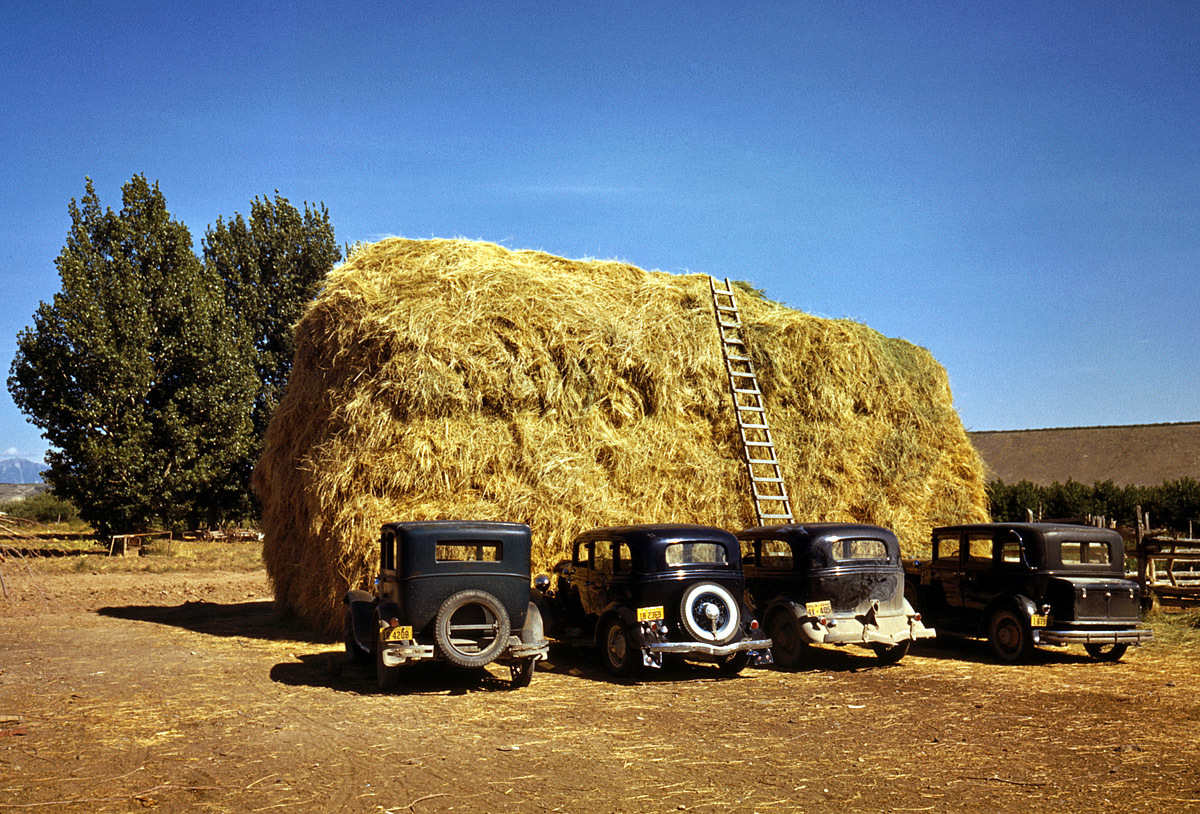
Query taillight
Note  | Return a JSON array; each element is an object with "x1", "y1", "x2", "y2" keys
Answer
[{"x1": 750, "y1": 619, "x2": 759, "y2": 631}]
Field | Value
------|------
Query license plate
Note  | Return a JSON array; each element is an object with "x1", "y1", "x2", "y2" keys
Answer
[
  {"x1": 1030, "y1": 614, "x2": 1048, "y2": 628},
  {"x1": 805, "y1": 600, "x2": 833, "y2": 617},
  {"x1": 385, "y1": 625, "x2": 414, "y2": 641},
  {"x1": 637, "y1": 606, "x2": 665, "y2": 622}
]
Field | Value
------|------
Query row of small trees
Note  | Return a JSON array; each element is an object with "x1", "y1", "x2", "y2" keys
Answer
[
  {"x1": 987, "y1": 477, "x2": 1200, "y2": 535},
  {"x1": 7, "y1": 176, "x2": 341, "y2": 537}
]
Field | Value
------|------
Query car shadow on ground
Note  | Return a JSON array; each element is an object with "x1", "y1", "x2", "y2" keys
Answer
[
  {"x1": 274, "y1": 651, "x2": 524, "y2": 696},
  {"x1": 905, "y1": 636, "x2": 1100, "y2": 666},
  {"x1": 536, "y1": 643, "x2": 783, "y2": 684},
  {"x1": 98, "y1": 599, "x2": 332, "y2": 645}
]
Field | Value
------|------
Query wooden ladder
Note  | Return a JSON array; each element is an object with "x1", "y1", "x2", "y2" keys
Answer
[{"x1": 709, "y1": 277, "x2": 794, "y2": 526}]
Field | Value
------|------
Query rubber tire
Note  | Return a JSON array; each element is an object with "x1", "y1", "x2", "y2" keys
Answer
[
  {"x1": 376, "y1": 634, "x2": 400, "y2": 691},
  {"x1": 988, "y1": 608, "x2": 1034, "y2": 663},
  {"x1": 434, "y1": 589, "x2": 512, "y2": 669},
  {"x1": 767, "y1": 610, "x2": 805, "y2": 669},
  {"x1": 1084, "y1": 642, "x2": 1128, "y2": 662},
  {"x1": 599, "y1": 617, "x2": 639, "y2": 678},
  {"x1": 509, "y1": 658, "x2": 537, "y2": 688},
  {"x1": 678, "y1": 582, "x2": 741, "y2": 645},
  {"x1": 871, "y1": 639, "x2": 911, "y2": 665},
  {"x1": 717, "y1": 649, "x2": 751, "y2": 675}
]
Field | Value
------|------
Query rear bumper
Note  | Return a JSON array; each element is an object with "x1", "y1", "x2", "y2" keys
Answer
[
  {"x1": 803, "y1": 613, "x2": 935, "y2": 647},
  {"x1": 379, "y1": 636, "x2": 550, "y2": 668},
  {"x1": 643, "y1": 638, "x2": 772, "y2": 667},
  {"x1": 1035, "y1": 627, "x2": 1153, "y2": 646}
]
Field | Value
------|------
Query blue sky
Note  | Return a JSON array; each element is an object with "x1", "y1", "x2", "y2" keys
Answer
[{"x1": 2, "y1": 1, "x2": 1197, "y2": 461}]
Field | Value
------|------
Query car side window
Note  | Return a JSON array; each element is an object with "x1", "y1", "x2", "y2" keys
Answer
[
  {"x1": 573, "y1": 541, "x2": 592, "y2": 568},
  {"x1": 1001, "y1": 540, "x2": 1022, "y2": 563},
  {"x1": 935, "y1": 535, "x2": 960, "y2": 564},
  {"x1": 966, "y1": 534, "x2": 993, "y2": 565},
  {"x1": 613, "y1": 542, "x2": 632, "y2": 572},
  {"x1": 760, "y1": 539, "x2": 792, "y2": 569},
  {"x1": 594, "y1": 541, "x2": 613, "y2": 573}
]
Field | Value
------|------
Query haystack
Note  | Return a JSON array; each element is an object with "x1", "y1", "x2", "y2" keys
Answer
[{"x1": 255, "y1": 238, "x2": 988, "y2": 632}]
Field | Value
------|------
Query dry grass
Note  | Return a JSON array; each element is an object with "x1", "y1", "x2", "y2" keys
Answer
[{"x1": 255, "y1": 238, "x2": 989, "y2": 632}]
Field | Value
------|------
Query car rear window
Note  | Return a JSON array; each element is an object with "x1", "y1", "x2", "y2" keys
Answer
[
  {"x1": 435, "y1": 542, "x2": 501, "y2": 562},
  {"x1": 665, "y1": 542, "x2": 729, "y2": 566},
  {"x1": 1060, "y1": 540, "x2": 1111, "y2": 566},
  {"x1": 831, "y1": 538, "x2": 888, "y2": 561}
]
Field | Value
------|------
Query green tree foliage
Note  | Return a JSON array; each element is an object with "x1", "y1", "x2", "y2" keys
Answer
[
  {"x1": 987, "y1": 477, "x2": 1200, "y2": 533},
  {"x1": 8, "y1": 176, "x2": 256, "y2": 537},
  {"x1": 203, "y1": 194, "x2": 340, "y2": 513},
  {"x1": 0, "y1": 492, "x2": 79, "y2": 524}
]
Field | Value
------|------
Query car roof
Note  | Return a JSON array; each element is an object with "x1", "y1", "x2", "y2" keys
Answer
[
  {"x1": 736, "y1": 522, "x2": 896, "y2": 542},
  {"x1": 932, "y1": 522, "x2": 1120, "y2": 542},
  {"x1": 573, "y1": 523, "x2": 737, "y2": 548}
]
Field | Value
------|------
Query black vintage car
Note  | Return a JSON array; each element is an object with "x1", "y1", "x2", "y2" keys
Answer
[
  {"x1": 739, "y1": 523, "x2": 933, "y2": 668},
  {"x1": 904, "y1": 522, "x2": 1153, "y2": 662},
  {"x1": 534, "y1": 524, "x2": 772, "y2": 677},
  {"x1": 344, "y1": 521, "x2": 549, "y2": 689}
]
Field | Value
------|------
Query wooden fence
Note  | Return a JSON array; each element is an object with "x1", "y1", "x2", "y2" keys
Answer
[{"x1": 1135, "y1": 507, "x2": 1200, "y2": 608}]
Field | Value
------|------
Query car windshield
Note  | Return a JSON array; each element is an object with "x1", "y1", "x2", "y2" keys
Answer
[
  {"x1": 435, "y1": 542, "x2": 501, "y2": 562},
  {"x1": 665, "y1": 541, "x2": 728, "y2": 566},
  {"x1": 831, "y1": 538, "x2": 888, "y2": 561},
  {"x1": 1059, "y1": 540, "x2": 1111, "y2": 566}
]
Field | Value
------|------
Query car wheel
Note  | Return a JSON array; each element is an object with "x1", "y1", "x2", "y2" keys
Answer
[
  {"x1": 768, "y1": 610, "x2": 805, "y2": 669},
  {"x1": 599, "y1": 617, "x2": 639, "y2": 677},
  {"x1": 434, "y1": 589, "x2": 512, "y2": 669},
  {"x1": 1084, "y1": 643, "x2": 1128, "y2": 662},
  {"x1": 871, "y1": 639, "x2": 910, "y2": 665},
  {"x1": 716, "y1": 649, "x2": 750, "y2": 675},
  {"x1": 509, "y1": 658, "x2": 537, "y2": 688},
  {"x1": 678, "y1": 582, "x2": 741, "y2": 645},
  {"x1": 376, "y1": 634, "x2": 400, "y2": 691},
  {"x1": 988, "y1": 608, "x2": 1033, "y2": 663}
]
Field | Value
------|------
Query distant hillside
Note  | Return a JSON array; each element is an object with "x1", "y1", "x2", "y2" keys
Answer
[
  {"x1": 969, "y1": 422, "x2": 1200, "y2": 487},
  {"x1": 0, "y1": 458, "x2": 45, "y2": 484}
]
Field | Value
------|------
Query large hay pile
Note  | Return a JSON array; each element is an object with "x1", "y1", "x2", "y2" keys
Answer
[{"x1": 255, "y1": 238, "x2": 988, "y2": 632}]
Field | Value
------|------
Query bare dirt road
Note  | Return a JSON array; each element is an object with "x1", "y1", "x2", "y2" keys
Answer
[{"x1": 2, "y1": 566, "x2": 1198, "y2": 813}]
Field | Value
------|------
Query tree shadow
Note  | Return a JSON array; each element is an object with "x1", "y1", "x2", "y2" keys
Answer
[{"x1": 98, "y1": 599, "x2": 331, "y2": 645}]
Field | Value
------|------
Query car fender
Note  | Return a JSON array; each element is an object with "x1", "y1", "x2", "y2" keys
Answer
[
  {"x1": 982, "y1": 594, "x2": 1038, "y2": 632},
  {"x1": 595, "y1": 604, "x2": 640, "y2": 647}
]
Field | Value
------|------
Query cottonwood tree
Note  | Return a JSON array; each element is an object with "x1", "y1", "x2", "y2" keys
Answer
[
  {"x1": 8, "y1": 176, "x2": 256, "y2": 536},
  {"x1": 203, "y1": 194, "x2": 341, "y2": 514}
]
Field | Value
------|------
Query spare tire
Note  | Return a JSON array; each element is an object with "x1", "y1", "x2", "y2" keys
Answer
[
  {"x1": 434, "y1": 589, "x2": 512, "y2": 668},
  {"x1": 678, "y1": 582, "x2": 741, "y2": 645}
]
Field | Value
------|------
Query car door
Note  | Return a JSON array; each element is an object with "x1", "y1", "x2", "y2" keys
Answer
[
  {"x1": 960, "y1": 531, "x2": 997, "y2": 621},
  {"x1": 928, "y1": 532, "x2": 963, "y2": 617}
]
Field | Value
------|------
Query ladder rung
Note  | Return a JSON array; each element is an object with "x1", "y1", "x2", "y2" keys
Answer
[
  {"x1": 732, "y1": 387, "x2": 761, "y2": 395},
  {"x1": 753, "y1": 494, "x2": 791, "y2": 502},
  {"x1": 725, "y1": 354, "x2": 751, "y2": 362},
  {"x1": 743, "y1": 440, "x2": 776, "y2": 447},
  {"x1": 747, "y1": 456, "x2": 779, "y2": 464},
  {"x1": 728, "y1": 371, "x2": 756, "y2": 379},
  {"x1": 718, "y1": 320, "x2": 742, "y2": 329},
  {"x1": 715, "y1": 304, "x2": 739, "y2": 312},
  {"x1": 759, "y1": 513, "x2": 794, "y2": 521},
  {"x1": 739, "y1": 422, "x2": 770, "y2": 430},
  {"x1": 734, "y1": 403, "x2": 764, "y2": 411},
  {"x1": 752, "y1": 476, "x2": 785, "y2": 483}
]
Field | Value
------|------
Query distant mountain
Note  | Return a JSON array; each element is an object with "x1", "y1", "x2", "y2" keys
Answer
[{"x1": 0, "y1": 458, "x2": 46, "y2": 484}]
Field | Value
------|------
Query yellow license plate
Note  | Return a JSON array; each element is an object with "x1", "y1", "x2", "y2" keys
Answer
[
  {"x1": 385, "y1": 625, "x2": 414, "y2": 641},
  {"x1": 637, "y1": 606, "x2": 665, "y2": 622},
  {"x1": 1030, "y1": 614, "x2": 1048, "y2": 628},
  {"x1": 805, "y1": 600, "x2": 833, "y2": 617}
]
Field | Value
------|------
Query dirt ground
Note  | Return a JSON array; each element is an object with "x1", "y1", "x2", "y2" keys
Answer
[{"x1": 1, "y1": 565, "x2": 1198, "y2": 814}]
